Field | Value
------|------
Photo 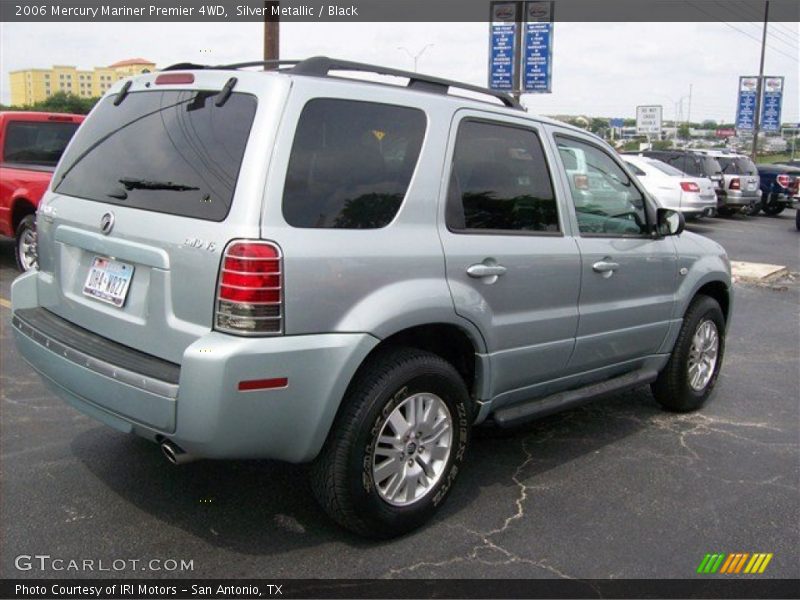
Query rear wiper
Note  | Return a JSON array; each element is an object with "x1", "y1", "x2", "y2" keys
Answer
[{"x1": 118, "y1": 177, "x2": 199, "y2": 192}]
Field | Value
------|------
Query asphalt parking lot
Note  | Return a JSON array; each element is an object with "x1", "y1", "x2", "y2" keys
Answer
[{"x1": 1, "y1": 211, "x2": 798, "y2": 580}]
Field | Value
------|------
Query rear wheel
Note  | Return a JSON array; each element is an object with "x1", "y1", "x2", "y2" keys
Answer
[
  {"x1": 761, "y1": 199, "x2": 785, "y2": 216},
  {"x1": 311, "y1": 347, "x2": 471, "y2": 538},
  {"x1": 652, "y1": 295, "x2": 725, "y2": 412},
  {"x1": 15, "y1": 214, "x2": 38, "y2": 272}
]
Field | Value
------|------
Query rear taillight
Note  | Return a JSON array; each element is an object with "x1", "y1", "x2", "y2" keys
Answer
[
  {"x1": 680, "y1": 181, "x2": 701, "y2": 193},
  {"x1": 215, "y1": 241, "x2": 282, "y2": 335},
  {"x1": 776, "y1": 174, "x2": 790, "y2": 189},
  {"x1": 729, "y1": 178, "x2": 740, "y2": 190}
]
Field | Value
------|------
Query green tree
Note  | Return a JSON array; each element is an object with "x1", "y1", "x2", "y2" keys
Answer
[
  {"x1": 1, "y1": 92, "x2": 99, "y2": 115},
  {"x1": 678, "y1": 123, "x2": 691, "y2": 140}
]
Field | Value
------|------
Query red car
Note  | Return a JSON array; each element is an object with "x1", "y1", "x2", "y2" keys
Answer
[{"x1": 0, "y1": 111, "x2": 84, "y2": 270}]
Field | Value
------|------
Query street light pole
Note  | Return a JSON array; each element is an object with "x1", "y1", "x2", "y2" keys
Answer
[
  {"x1": 751, "y1": 0, "x2": 769, "y2": 161},
  {"x1": 397, "y1": 44, "x2": 434, "y2": 72}
]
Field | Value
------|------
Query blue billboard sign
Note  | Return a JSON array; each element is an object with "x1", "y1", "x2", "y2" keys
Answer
[
  {"x1": 760, "y1": 76, "x2": 784, "y2": 132},
  {"x1": 522, "y1": 2, "x2": 553, "y2": 93},
  {"x1": 735, "y1": 76, "x2": 758, "y2": 131},
  {"x1": 488, "y1": 2, "x2": 518, "y2": 91},
  {"x1": 610, "y1": 118, "x2": 625, "y2": 128}
]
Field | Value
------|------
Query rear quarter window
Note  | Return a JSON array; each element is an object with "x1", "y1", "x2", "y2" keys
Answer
[{"x1": 282, "y1": 99, "x2": 426, "y2": 229}]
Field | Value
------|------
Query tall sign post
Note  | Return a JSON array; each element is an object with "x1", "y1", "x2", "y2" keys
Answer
[
  {"x1": 760, "y1": 76, "x2": 784, "y2": 133},
  {"x1": 522, "y1": 1, "x2": 554, "y2": 94},
  {"x1": 489, "y1": 1, "x2": 554, "y2": 99},
  {"x1": 488, "y1": 3, "x2": 519, "y2": 93},
  {"x1": 735, "y1": 76, "x2": 759, "y2": 131}
]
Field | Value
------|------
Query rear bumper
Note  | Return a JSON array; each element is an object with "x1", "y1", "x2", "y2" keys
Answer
[
  {"x1": 11, "y1": 272, "x2": 379, "y2": 463},
  {"x1": 678, "y1": 196, "x2": 717, "y2": 216},
  {"x1": 723, "y1": 190, "x2": 759, "y2": 206}
]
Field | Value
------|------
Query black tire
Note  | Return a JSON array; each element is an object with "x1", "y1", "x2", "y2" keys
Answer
[
  {"x1": 716, "y1": 206, "x2": 732, "y2": 217},
  {"x1": 796, "y1": 208, "x2": 800, "y2": 231},
  {"x1": 14, "y1": 214, "x2": 38, "y2": 272},
  {"x1": 652, "y1": 295, "x2": 726, "y2": 412},
  {"x1": 310, "y1": 347, "x2": 471, "y2": 538},
  {"x1": 761, "y1": 200, "x2": 785, "y2": 216}
]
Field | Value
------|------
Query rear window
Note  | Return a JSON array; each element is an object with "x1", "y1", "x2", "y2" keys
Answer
[
  {"x1": 54, "y1": 91, "x2": 257, "y2": 221},
  {"x1": 721, "y1": 157, "x2": 758, "y2": 175},
  {"x1": 649, "y1": 160, "x2": 685, "y2": 177},
  {"x1": 3, "y1": 120, "x2": 80, "y2": 167},
  {"x1": 282, "y1": 99, "x2": 426, "y2": 229}
]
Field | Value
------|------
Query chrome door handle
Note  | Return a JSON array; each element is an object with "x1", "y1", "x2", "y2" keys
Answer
[
  {"x1": 467, "y1": 264, "x2": 507, "y2": 278},
  {"x1": 592, "y1": 260, "x2": 620, "y2": 276}
]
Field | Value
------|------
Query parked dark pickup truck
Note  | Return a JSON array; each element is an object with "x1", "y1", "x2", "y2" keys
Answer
[
  {"x1": 0, "y1": 111, "x2": 84, "y2": 270},
  {"x1": 752, "y1": 163, "x2": 800, "y2": 216}
]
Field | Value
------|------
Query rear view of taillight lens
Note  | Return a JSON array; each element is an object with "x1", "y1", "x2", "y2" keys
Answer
[
  {"x1": 215, "y1": 241, "x2": 282, "y2": 335},
  {"x1": 776, "y1": 174, "x2": 790, "y2": 189},
  {"x1": 680, "y1": 181, "x2": 701, "y2": 193},
  {"x1": 729, "y1": 178, "x2": 741, "y2": 190}
]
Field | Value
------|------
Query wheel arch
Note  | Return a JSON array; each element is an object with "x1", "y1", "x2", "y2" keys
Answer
[
  {"x1": 694, "y1": 280, "x2": 731, "y2": 324},
  {"x1": 11, "y1": 197, "x2": 36, "y2": 233}
]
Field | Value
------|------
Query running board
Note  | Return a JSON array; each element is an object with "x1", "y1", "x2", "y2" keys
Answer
[{"x1": 491, "y1": 369, "x2": 659, "y2": 428}]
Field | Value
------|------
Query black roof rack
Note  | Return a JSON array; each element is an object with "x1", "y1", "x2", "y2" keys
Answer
[{"x1": 162, "y1": 56, "x2": 520, "y2": 110}]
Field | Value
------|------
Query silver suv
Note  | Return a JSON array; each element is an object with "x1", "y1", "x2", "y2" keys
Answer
[
  {"x1": 12, "y1": 57, "x2": 732, "y2": 538},
  {"x1": 695, "y1": 150, "x2": 760, "y2": 215}
]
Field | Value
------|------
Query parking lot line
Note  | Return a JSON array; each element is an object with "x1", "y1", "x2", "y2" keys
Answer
[{"x1": 0, "y1": 297, "x2": 11, "y2": 308}]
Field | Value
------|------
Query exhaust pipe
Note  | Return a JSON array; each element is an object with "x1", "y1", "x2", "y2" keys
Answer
[{"x1": 161, "y1": 440, "x2": 197, "y2": 465}]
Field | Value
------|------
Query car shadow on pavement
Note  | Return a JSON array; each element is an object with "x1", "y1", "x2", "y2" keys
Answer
[{"x1": 70, "y1": 387, "x2": 661, "y2": 554}]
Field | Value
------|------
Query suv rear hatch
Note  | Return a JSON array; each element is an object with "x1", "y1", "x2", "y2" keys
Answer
[{"x1": 35, "y1": 72, "x2": 288, "y2": 363}]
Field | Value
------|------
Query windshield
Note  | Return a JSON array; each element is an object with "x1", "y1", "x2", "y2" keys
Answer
[
  {"x1": 648, "y1": 160, "x2": 685, "y2": 177},
  {"x1": 54, "y1": 90, "x2": 257, "y2": 221},
  {"x1": 3, "y1": 120, "x2": 80, "y2": 167}
]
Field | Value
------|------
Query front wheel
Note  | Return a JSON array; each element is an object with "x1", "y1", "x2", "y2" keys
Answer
[
  {"x1": 652, "y1": 295, "x2": 726, "y2": 412},
  {"x1": 311, "y1": 348, "x2": 471, "y2": 538},
  {"x1": 15, "y1": 214, "x2": 38, "y2": 272}
]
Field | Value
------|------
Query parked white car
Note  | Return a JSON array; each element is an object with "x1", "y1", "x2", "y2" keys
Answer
[{"x1": 623, "y1": 155, "x2": 718, "y2": 218}]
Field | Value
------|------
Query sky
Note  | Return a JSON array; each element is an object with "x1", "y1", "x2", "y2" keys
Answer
[{"x1": 0, "y1": 20, "x2": 797, "y2": 123}]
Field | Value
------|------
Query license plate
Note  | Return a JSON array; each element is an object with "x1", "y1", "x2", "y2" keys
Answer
[
  {"x1": 82, "y1": 256, "x2": 134, "y2": 308},
  {"x1": 747, "y1": 181, "x2": 757, "y2": 191}
]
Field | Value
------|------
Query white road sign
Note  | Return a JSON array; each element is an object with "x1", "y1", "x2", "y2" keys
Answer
[{"x1": 636, "y1": 105, "x2": 663, "y2": 135}]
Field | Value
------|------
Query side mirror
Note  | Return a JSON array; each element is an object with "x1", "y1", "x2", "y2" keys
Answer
[{"x1": 657, "y1": 208, "x2": 685, "y2": 236}]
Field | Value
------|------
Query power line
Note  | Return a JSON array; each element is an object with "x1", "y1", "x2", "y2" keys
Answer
[
  {"x1": 688, "y1": 1, "x2": 799, "y2": 63},
  {"x1": 716, "y1": 0, "x2": 799, "y2": 50},
  {"x1": 732, "y1": 0, "x2": 799, "y2": 41}
]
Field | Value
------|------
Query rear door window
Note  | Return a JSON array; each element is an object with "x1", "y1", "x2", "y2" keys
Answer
[
  {"x1": 446, "y1": 120, "x2": 559, "y2": 233},
  {"x1": 282, "y1": 99, "x2": 426, "y2": 229},
  {"x1": 3, "y1": 120, "x2": 80, "y2": 167},
  {"x1": 54, "y1": 91, "x2": 257, "y2": 221}
]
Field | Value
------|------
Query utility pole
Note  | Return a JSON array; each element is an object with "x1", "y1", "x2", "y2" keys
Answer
[
  {"x1": 263, "y1": 1, "x2": 280, "y2": 68},
  {"x1": 751, "y1": 0, "x2": 769, "y2": 161}
]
